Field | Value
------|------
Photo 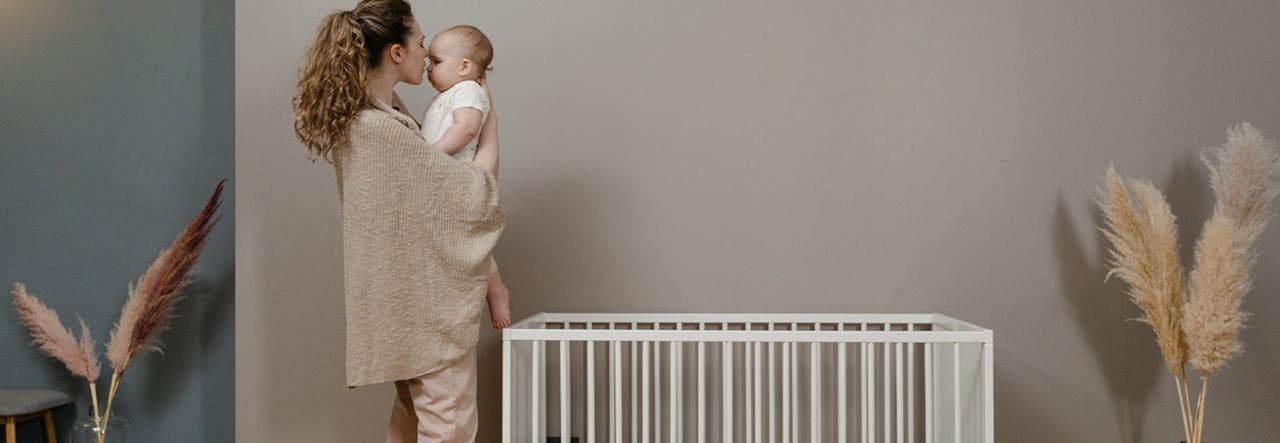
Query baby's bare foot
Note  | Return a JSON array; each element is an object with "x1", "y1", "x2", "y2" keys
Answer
[{"x1": 487, "y1": 286, "x2": 511, "y2": 330}]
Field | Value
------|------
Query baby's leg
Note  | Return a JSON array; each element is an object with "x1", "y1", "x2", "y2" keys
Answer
[{"x1": 486, "y1": 261, "x2": 511, "y2": 330}]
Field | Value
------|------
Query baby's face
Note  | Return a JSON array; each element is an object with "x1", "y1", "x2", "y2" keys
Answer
[{"x1": 426, "y1": 32, "x2": 473, "y2": 93}]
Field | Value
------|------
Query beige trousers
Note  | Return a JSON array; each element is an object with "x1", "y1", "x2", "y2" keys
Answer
[{"x1": 385, "y1": 348, "x2": 478, "y2": 443}]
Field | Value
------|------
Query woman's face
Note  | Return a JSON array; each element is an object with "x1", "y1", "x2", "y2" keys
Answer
[{"x1": 395, "y1": 20, "x2": 428, "y2": 85}]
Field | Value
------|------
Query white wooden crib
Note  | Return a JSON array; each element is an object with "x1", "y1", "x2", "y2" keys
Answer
[{"x1": 502, "y1": 313, "x2": 993, "y2": 443}]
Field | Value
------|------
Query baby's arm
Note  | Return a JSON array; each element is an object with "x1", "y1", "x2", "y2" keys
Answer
[{"x1": 433, "y1": 108, "x2": 484, "y2": 156}]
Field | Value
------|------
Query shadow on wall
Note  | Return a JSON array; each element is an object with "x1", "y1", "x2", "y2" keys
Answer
[
  {"x1": 996, "y1": 347, "x2": 1082, "y2": 441},
  {"x1": 131, "y1": 271, "x2": 234, "y2": 438},
  {"x1": 1052, "y1": 151, "x2": 1210, "y2": 443}
]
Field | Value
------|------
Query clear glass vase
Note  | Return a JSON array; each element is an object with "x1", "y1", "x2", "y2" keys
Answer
[{"x1": 72, "y1": 414, "x2": 132, "y2": 443}]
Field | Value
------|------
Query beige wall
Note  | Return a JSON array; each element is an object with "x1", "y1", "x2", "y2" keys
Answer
[{"x1": 236, "y1": 1, "x2": 1280, "y2": 441}]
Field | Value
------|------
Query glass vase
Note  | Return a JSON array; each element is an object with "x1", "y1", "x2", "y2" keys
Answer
[{"x1": 72, "y1": 414, "x2": 132, "y2": 443}]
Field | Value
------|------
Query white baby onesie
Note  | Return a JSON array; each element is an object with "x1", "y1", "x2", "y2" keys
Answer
[{"x1": 421, "y1": 80, "x2": 490, "y2": 161}]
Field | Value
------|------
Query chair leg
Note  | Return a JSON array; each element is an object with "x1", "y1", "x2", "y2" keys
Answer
[
  {"x1": 5, "y1": 416, "x2": 16, "y2": 443},
  {"x1": 44, "y1": 410, "x2": 56, "y2": 443}
]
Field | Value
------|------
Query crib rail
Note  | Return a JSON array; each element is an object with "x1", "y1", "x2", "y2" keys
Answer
[{"x1": 503, "y1": 313, "x2": 993, "y2": 443}]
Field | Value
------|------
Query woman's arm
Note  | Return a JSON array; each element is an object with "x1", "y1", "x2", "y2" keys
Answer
[
  {"x1": 432, "y1": 108, "x2": 484, "y2": 156},
  {"x1": 473, "y1": 108, "x2": 499, "y2": 177},
  {"x1": 473, "y1": 80, "x2": 500, "y2": 177}
]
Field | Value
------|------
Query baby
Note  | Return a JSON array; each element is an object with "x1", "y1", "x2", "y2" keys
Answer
[{"x1": 421, "y1": 24, "x2": 511, "y2": 330}]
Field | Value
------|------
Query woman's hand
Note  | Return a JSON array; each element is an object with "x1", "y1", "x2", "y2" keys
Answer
[{"x1": 478, "y1": 76, "x2": 493, "y2": 102}]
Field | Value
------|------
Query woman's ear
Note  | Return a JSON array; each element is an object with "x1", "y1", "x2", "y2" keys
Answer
[{"x1": 388, "y1": 43, "x2": 405, "y2": 64}]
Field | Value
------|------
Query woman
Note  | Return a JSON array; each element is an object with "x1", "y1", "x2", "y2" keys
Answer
[{"x1": 292, "y1": 1, "x2": 504, "y2": 441}]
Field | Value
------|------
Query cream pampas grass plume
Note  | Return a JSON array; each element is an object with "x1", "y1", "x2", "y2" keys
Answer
[
  {"x1": 1184, "y1": 214, "x2": 1252, "y2": 375},
  {"x1": 10, "y1": 282, "x2": 102, "y2": 382},
  {"x1": 1185, "y1": 122, "x2": 1280, "y2": 375},
  {"x1": 1098, "y1": 167, "x2": 1187, "y2": 378},
  {"x1": 1098, "y1": 123, "x2": 1279, "y2": 443},
  {"x1": 1181, "y1": 123, "x2": 1279, "y2": 443},
  {"x1": 1203, "y1": 122, "x2": 1280, "y2": 232}
]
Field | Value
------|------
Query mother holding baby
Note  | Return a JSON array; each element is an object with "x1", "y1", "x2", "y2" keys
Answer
[{"x1": 291, "y1": 0, "x2": 504, "y2": 441}]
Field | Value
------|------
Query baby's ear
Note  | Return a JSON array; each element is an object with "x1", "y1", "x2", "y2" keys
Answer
[{"x1": 459, "y1": 58, "x2": 474, "y2": 77}]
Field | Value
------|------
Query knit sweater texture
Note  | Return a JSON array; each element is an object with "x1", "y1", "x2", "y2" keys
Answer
[{"x1": 333, "y1": 95, "x2": 504, "y2": 388}]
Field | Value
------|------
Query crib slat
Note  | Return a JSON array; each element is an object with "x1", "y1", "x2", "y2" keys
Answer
[
  {"x1": 811, "y1": 340, "x2": 821, "y2": 441},
  {"x1": 613, "y1": 340, "x2": 622, "y2": 443},
  {"x1": 698, "y1": 325, "x2": 707, "y2": 443},
  {"x1": 587, "y1": 338, "x2": 595, "y2": 443},
  {"x1": 723, "y1": 338, "x2": 733, "y2": 443},
  {"x1": 984, "y1": 343, "x2": 994, "y2": 442},
  {"x1": 642, "y1": 341, "x2": 650, "y2": 443},
  {"x1": 883, "y1": 325, "x2": 891, "y2": 443},
  {"x1": 744, "y1": 335, "x2": 752, "y2": 443},
  {"x1": 532, "y1": 340, "x2": 541, "y2": 443},
  {"x1": 561, "y1": 339, "x2": 570, "y2": 443},
  {"x1": 907, "y1": 326, "x2": 915, "y2": 443},
  {"x1": 747, "y1": 338, "x2": 757, "y2": 443},
  {"x1": 925, "y1": 342, "x2": 932, "y2": 443},
  {"x1": 860, "y1": 340, "x2": 867, "y2": 443},
  {"x1": 953, "y1": 343, "x2": 961, "y2": 443},
  {"x1": 838, "y1": 325, "x2": 847, "y2": 443},
  {"x1": 781, "y1": 340, "x2": 791, "y2": 443},
  {"x1": 678, "y1": 341, "x2": 685, "y2": 441},
  {"x1": 868, "y1": 339, "x2": 876, "y2": 443},
  {"x1": 768, "y1": 326, "x2": 776, "y2": 443},
  {"x1": 504, "y1": 338, "x2": 512, "y2": 443},
  {"x1": 896, "y1": 342, "x2": 904, "y2": 443},
  {"x1": 671, "y1": 341, "x2": 680, "y2": 443},
  {"x1": 783, "y1": 325, "x2": 793, "y2": 443},
  {"x1": 655, "y1": 337, "x2": 662, "y2": 442},
  {"x1": 631, "y1": 325, "x2": 638, "y2": 443},
  {"x1": 762, "y1": 323, "x2": 773, "y2": 440}
]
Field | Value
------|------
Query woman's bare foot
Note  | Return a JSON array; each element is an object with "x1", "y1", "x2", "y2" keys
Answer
[{"x1": 487, "y1": 281, "x2": 511, "y2": 330}]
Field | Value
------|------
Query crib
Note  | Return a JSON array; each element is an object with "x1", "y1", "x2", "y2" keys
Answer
[{"x1": 502, "y1": 313, "x2": 993, "y2": 443}]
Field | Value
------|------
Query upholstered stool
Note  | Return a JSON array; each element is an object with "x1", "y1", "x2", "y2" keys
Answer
[{"x1": 0, "y1": 390, "x2": 71, "y2": 443}]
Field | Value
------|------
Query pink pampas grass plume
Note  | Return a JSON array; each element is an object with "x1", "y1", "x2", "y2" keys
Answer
[
  {"x1": 97, "y1": 179, "x2": 225, "y2": 441},
  {"x1": 106, "y1": 179, "x2": 225, "y2": 373},
  {"x1": 11, "y1": 282, "x2": 102, "y2": 382}
]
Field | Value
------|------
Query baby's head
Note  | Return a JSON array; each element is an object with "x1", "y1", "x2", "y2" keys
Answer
[{"x1": 426, "y1": 25, "x2": 493, "y2": 92}]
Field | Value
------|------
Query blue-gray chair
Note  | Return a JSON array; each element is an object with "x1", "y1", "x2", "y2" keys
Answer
[{"x1": 0, "y1": 390, "x2": 71, "y2": 443}]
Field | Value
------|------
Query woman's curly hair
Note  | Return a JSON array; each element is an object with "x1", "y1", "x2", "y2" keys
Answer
[{"x1": 293, "y1": 0, "x2": 413, "y2": 163}]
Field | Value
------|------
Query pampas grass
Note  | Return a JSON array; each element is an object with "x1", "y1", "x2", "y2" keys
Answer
[
  {"x1": 1098, "y1": 168, "x2": 1192, "y2": 437},
  {"x1": 9, "y1": 179, "x2": 225, "y2": 443},
  {"x1": 1099, "y1": 169, "x2": 1188, "y2": 378},
  {"x1": 1098, "y1": 123, "x2": 1278, "y2": 443},
  {"x1": 10, "y1": 283, "x2": 103, "y2": 382},
  {"x1": 10, "y1": 283, "x2": 108, "y2": 438}
]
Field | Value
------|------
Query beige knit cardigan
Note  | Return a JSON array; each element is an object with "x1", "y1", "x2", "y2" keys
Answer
[{"x1": 333, "y1": 95, "x2": 504, "y2": 388}]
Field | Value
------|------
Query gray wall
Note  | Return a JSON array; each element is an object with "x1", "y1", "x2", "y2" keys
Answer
[
  {"x1": 236, "y1": 1, "x2": 1280, "y2": 441},
  {"x1": 1, "y1": 0, "x2": 234, "y2": 441}
]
